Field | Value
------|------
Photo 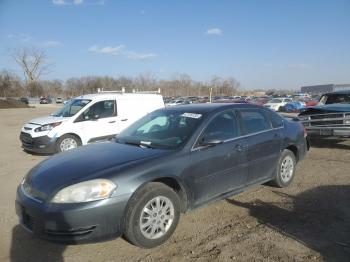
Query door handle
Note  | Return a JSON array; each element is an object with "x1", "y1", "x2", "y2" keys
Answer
[
  {"x1": 234, "y1": 144, "x2": 243, "y2": 152},
  {"x1": 108, "y1": 121, "x2": 116, "y2": 123},
  {"x1": 121, "y1": 119, "x2": 128, "y2": 122}
]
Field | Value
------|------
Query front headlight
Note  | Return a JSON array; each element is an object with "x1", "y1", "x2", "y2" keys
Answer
[
  {"x1": 52, "y1": 179, "x2": 117, "y2": 203},
  {"x1": 35, "y1": 122, "x2": 61, "y2": 132}
]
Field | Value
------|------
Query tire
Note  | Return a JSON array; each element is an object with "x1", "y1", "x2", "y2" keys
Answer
[
  {"x1": 124, "y1": 182, "x2": 181, "y2": 248},
  {"x1": 270, "y1": 149, "x2": 296, "y2": 188},
  {"x1": 55, "y1": 134, "x2": 81, "y2": 153}
]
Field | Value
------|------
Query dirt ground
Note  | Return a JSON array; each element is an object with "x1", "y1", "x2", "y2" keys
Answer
[{"x1": 0, "y1": 106, "x2": 349, "y2": 262}]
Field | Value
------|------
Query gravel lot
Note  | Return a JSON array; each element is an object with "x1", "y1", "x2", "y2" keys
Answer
[{"x1": 0, "y1": 106, "x2": 349, "y2": 262}]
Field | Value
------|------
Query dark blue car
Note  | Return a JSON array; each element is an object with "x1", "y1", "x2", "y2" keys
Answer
[{"x1": 16, "y1": 103, "x2": 308, "y2": 248}]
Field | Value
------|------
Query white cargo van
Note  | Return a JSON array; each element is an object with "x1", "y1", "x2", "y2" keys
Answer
[{"x1": 20, "y1": 93, "x2": 164, "y2": 153}]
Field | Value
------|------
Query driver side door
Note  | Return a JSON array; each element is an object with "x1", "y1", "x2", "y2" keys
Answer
[{"x1": 186, "y1": 110, "x2": 249, "y2": 206}]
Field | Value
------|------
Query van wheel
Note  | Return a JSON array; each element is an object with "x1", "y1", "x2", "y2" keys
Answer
[
  {"x1": 270, "y1": 149, "x2": 296, "y2": 188},
  {"x1": 56, "y1": 134, "x2": 81, "y2": 153},
  {"x1": 124, "y1": 182, "x2": 181, "y2": 248}
]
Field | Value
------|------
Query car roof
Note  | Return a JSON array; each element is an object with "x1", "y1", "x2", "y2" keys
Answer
[
  {"x1": 74, "y1": 93, "x2": 162, "y2": 100},
  {"x1": 325, "y1": 90, "x2": 350, "y2": 95},
  {"x1": 161, "y1": 103, "x2": 264, "y2": 114}
]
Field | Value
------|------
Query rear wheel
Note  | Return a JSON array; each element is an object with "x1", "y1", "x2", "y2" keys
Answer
[
  {"x1": 270, "y1": 149, "x2": 296, "y2": 187},
  {"x1": 56, "y1": 134, "x2": 81, "y2": 153},
  {"x1": 124, "y1": 182, "x2": 181, "y2": 248}
]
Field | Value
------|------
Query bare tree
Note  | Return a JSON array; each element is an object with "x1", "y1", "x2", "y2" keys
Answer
[
  {"x1": 12, "y1": 48, "x2": 52, "y2": 96},
  {"x1": 0, "y1": 70, "x2": 25, "y2": 97},
  {"x1": 0, "y1": 70, "x2": 11, "y2": 97}
]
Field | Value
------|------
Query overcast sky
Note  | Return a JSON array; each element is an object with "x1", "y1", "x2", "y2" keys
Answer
[{"x1": 0, "y1": 0, "x2": 349, "y2": 90}]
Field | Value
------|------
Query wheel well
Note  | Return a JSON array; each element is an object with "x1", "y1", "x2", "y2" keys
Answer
[
  {"x1": 286, "y1": 145, "x2": 299, "y2": 162},
  {"x1": 60, "y1": 133, "x2": 82, "y2": 145},
  {"x1": 152, "y1": 177, "x2": 188, "y2": 213}
]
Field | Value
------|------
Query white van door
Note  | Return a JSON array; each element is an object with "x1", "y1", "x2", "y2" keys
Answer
[{"x1": 75, "y1": 100, "x2": 119, "y2": 143}]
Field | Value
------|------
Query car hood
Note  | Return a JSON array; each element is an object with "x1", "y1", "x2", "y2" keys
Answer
[
  {"x1": 299, "y1": 103, "x2": 350, "y2": 115},
  {"x1": 28, "y1": 115, "x2": 68, "y2": 125},
  {"x1": 26, "y1": 142, "x2": 169, "y2": 196}
]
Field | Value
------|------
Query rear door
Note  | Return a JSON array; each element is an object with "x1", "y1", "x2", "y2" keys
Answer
[
  {"x1": 238, "y1": 109, "x2": 281, "y2": 184},
  {"x1": 188, "y1": 110, "x2": 249, "y2": 205}
]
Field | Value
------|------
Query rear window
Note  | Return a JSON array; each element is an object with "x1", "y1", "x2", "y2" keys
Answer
[{"x1": 240, "y1": 110, "x2": 271, "y2": 134}]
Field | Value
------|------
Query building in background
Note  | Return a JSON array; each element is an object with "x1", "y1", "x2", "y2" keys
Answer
[{"x1": 301, "y1": 84, "x2": 350, "y2": 94}]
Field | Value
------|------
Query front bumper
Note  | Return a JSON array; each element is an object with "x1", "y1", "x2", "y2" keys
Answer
[
  {"x1": 20, "y1": 132, "x2": 57, "y2": 154},
  {"x1": 15, "y1": 185, "x2": 130, "y2": 244},
  {"x1": 304, "y1": 127, "x2": 350, "y2": 138}
]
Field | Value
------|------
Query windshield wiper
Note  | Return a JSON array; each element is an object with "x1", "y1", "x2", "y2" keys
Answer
[{"x1": 119, "y1": 139, "x2": 157, "y2": 149}]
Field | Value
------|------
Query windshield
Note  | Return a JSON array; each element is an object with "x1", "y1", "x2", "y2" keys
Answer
[
  {"x1": 52, "y1": 99, "x2": 91, "y2": 117},
  {"x1": 270, "y1": 99, "x2": 282, "y2": 103},
  {"x1": 318, "y1": 94, "x2": 350, "y2": 105},
  {"x1": 116, "y1": 110, "x2": 206, "y2": 149}
]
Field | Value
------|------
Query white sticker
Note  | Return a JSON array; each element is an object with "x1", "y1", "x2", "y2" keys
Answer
[{"x1": 181, "y1": 113, "x2": 202, "y2": 119}]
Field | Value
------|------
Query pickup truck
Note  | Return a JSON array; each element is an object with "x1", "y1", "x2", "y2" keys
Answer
[{"x1": 298, "y1": 91, "x2": 350, "y2": 139}]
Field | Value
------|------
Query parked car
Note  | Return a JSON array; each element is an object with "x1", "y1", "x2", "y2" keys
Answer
[
  {"x1": 298, "y1": 91, "x2": 350, "y2": 139},
  {"x1": 16, "y1": 103, "x2": 308, "y2": 248},
  {"x1": 19, "y1": 97, "x2": 29, "y2": 105},
  {"x1": 280, "y1": 101, "x2": 306, "y2": 113},
  {"x1": 19, "y1": 93, "x2": 164, "y2": 154},
  {"x1": 165, "y1": 99, "x2": 191, "y2": 107},
  {"x1": 264, "y1": 97, "x2": 293, "y2": 111},
  {"x1": 39, "y1": 97, "x2": 51, "y2": 104},
  {"x1": 56, "y1": 97, "x2": 63, "y2": 104}
]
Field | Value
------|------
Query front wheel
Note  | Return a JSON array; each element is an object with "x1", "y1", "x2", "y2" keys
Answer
[
  {"x1": 124, "y1": 182, "x2": 181, "y2": 248},
  {"x1": 270, "y1": 149, "x2": 296, "y2": 188},
  {"x1": 56, "y1": 134, "x2": 81, "y2": 153}
]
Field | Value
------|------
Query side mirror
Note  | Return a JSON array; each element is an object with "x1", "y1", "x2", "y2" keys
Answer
[
  {"x1": 200, "y1": 138, "x2": 223, "y2": 147},
  {"x1": 92, "y1": 114, "x2": 100, "y2": 120}
]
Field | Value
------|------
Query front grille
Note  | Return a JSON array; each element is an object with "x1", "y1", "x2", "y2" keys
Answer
[
  {"x1": 45, "y1": 225, "x2": 96, "y2": 237},
  {"x1": 310, "y1": 113, "x2": 343, "y2": 120},
  {"x1": 20, "y1": 132, "x2": 33, "y2": 146},
  {"x1": 311, "y1": 120, "x2": 343, "y2": 126}
]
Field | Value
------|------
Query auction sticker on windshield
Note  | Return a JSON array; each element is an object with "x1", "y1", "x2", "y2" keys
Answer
[{"x1": 181, "y1": 113, "x2": 202, "y2": 119}]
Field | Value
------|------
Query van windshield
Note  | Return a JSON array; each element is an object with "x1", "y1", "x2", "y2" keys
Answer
[{"x1": 52, "y1": 99, "x2": 91, "y2": 117}]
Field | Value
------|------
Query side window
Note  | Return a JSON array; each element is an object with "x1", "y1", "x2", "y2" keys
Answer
[
  {"x1": 200, "y1": 111, "x2": 239, "y2": 142},
  {"x1": 81, "y1": 100, "x2": 115, "y2": 121},
  {"x1": 267, "y1": 110, "x2": 284, "y2": 128},
  {"x1": 240, "y1": 110, "x2": 271, "y2": 135}
]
